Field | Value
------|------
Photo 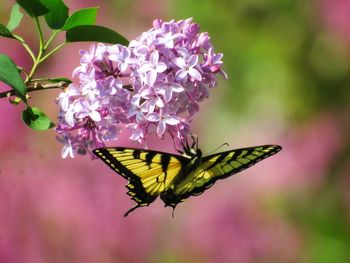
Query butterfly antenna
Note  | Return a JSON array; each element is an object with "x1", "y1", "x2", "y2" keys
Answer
[
  {"x1": 172, "y1": 208, "x2": 175, "y2": 218},
  {"x1": 173, "y1": 138, "x2": 184, "y2": 155},
  {"x1": 207, "y1": 143, "x2": 230, "y2": 155},
  {"x1": 175, "y1": 133, "x2": 198, "y2": 155},
  {"x1": 189, "y1": 134, "x2": 198, "y2": 149},
  {"x1": 123, "y1": 204, "x2": 140, "y2": 217},
  {"x1": 184, "y1": 133, "x2": 198, "y2": 152},
  {"x1": 185, "y1": 136, "x2": 190, "y2": 152}
]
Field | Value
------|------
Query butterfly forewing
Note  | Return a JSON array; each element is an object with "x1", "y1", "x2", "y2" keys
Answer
[
  {"x1": 171, "y1": 145, "x2": 282, "y2": 199},
  {"x1": 94, "y1": 144, "x2": 282, "y2": 215},
  {"x1": 93, "y1": 147, "x2": 188, "y2": 209}
]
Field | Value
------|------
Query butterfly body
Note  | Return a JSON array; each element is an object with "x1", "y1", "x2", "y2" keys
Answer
[
  {"x1": 93, "y1": 144, "x2": 281, "y2": 216},
  {"x1": 171, "y1": 148, "x2": 202, "y2": 185}
]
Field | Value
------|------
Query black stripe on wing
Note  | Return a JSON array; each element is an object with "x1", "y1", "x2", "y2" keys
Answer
[
  {"x1": 202, "y1": 144, "x2": 282, "y2": 179},
  {"x1": 93, "y1": 147, "x2": 189, "y2": 216},
  {"x1": 161, "y1": 145, "x2": 282, "y2": 207}
]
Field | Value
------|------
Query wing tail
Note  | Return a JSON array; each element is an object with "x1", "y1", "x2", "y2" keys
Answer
[{"x1": 124, "y1": 204, "x2": 143, "y2": 217}]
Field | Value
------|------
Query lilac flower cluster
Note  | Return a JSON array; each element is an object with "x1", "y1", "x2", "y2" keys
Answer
[{"x1": 55, "y1": 18, "x2": 226, "y2": 158}]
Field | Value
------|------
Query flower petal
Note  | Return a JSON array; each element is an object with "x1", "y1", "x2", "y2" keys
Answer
[
  {"x1": 146, "y1": 112, "x2": 161, "y2": 122},
  {"x1": 65, "y1": 111, "x2": 75, "y2": 127},
  {"x1": 90, "y1": 111, "x2": 101, "y2": 122},
  {"x1": 150, "y1": 50, "x2": 159, "y2": 65},
  {"x1": 165, "y1": 115, "x2": 180, "y2": 125},
  {"x1": 130, "y1": 127, "x2": 143, "y2": 141},
  {"x1": 164, "y1": 88, "x2": 173, "y2": 102},
  {"x1": 146, "y1": 71, "x2": 157, "y2": 86},
  {"x1": 157, "y1": 120, "x2": 166, "y2": 136},
  {"x1": 119, "y1": 62, "x2": 128, "y2": 72},
  {"x1": 156, "y1": 62, "x2": 167, "y2": 73},
  {"x1": 172, "y1": 83, "x2": 184, "y2": 93},
  {"x1": 62, "y1": 143, "x2": 75, "y2": 158},
  {"x1": 189, "y1": 68, "x2": 202, "y2": 81},
  {"x1": 173, "y1": 57, "x2": 186, "y2": 68},
  {"x1": 156, "y1": 97, "x2": 165, "y2": 108},
  {"x1": 188, "y1": 55, "x2": 199, "y2": 67},
  {"x1": 176, "y1": 69, "x2": 188, "y2": 81}
]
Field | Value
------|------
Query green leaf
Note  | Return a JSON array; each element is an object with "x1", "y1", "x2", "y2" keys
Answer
[
  {"x1": 44, "y1": 0, "x2": 69, "y2": 29},
  {"x1": 0, "y1": 54, "x2": 27, "y2": 103},
  {"x1": 7, "y1": 4, "x2": 24, "y2": 31},
  {"x1": 62, "y1": 7, "x2": 98, "y2": 30},
  {"x1": 39, "y1": 0, "x2": 61, "y2": 10},
  {"x1": 22, "y1": 107, "x2": 55, "y2": 130},
  {"x1": 66, "y1": 25, "x2": 129, "y2": 45},
  {"x1": 15, "y1": 0, "x2": 50, "y2": 17},
  {"x1": 48, "y1": 77, "x2": 72, "y2": 84},
  {"x1": 0, "y1": 24, "x2": 15, "y2": 39}
]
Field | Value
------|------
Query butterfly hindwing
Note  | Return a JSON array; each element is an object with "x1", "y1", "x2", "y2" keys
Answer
[
  {"x1": 161, "y1": 145, "x2": 282, "y2": 207},
  {"x1": 94, "y1": 144, "x2": 282, "y2": 216},
  {"x1": 93, "y1": 147, "x2": 188, "y2": 216}
]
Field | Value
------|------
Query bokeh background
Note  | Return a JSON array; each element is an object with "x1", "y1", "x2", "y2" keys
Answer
[{"x1": 1, "y1": 0, "x2": 350, "y2": 262}]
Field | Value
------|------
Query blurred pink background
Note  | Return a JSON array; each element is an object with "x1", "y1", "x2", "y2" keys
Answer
[{"x1": 1, "y1": 0, "x2": 350, "y2": 262}]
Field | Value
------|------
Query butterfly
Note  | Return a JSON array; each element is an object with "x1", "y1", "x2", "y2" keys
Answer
[{"x1": 93, "y1": 140, "x2": 282, "y2": 217}]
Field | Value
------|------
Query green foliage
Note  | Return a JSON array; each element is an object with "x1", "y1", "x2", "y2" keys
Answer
[
  {"x1": 7, "y1": 4, "x2": 23, "y2": 31},
  {"x1": 286, "y1": 187, "x2": 350, "y2": 263},
  {"x1": 43, "y1": 0, "x2": 69, "y2": 29},
  {"x1": 62, "y1": 7, "x2": 98, "y2": 30},
  {"x1": 173, "y1": 0, "x2": 350, "y2": 123},
  {"x1": 15, "y1": 0, "x2": 49, "y2": 17},
  {"x1": 0, "y1": 24, "x2": 15, "y2": 39},
  {"x1": 0, "y1": 54, "x2": 27, "y2": 103},
  {"x1": 48, "y1": 77, "x2": 72, "y2": 84},
  {"x1": 39, "y1": 0, "x2": 64, "y2": 10},
  {"x1": 0, "y1": 1, "x2": 129, "y2": 130},
  {"x1": 66, "y1": 25, "x2": 129, "y2": 45},
  {"x1": 22, "y1": 107, "x2": 54, "y2": 130}
]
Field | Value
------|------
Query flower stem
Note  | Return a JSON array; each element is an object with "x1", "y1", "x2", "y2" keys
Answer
[
  {"x1": 26, "y1": 17, "x2": 45, "y2": 82},
  {"x1": 13, "y1": 34, "x2": 36, "y2": 62},
  {"x1": 0, "y1": 80, "x2": 70, "y2": 99},
  {"x1": 44, "y1": 30, "x2": 59, "y2": 50},
  {"x1": 40, "y1": 42, "x2": 66, "y2": 63},
  {"x1": 35, "y1": 16, "x2": 45, "y2": 51},
  {"x1": 0, "y1": 82, "x2": 133, "y2": 99}
]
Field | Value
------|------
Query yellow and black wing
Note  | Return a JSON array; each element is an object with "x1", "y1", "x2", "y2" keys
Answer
[
  {"x1": 93, "y1": 147, "x2": 189, "y2": 216},
  {"x1": 160, "y1": 145, "x2": 282, "y2": 207}
]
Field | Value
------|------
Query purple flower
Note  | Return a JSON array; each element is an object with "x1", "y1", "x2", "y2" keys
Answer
[
  {"x1": 155, "y1": 31, "x2": 183, "y2": 49},
  {"x1": 173, "y1": 54, "x2": 202, "y2": 82},
  {"x1": 79, "y1": 44, "x2": 96, "y2": 65},
  {"x1": 57, "y1": 84, "x2": 80, "y2": 111},
  {"x1": 96, "y1": 124, "x2": 119, "y2": 142},
  {"x1": 147, "y1": 111, "x2": 181, "y2": 137},
  {"x1": 203, "y1": 47, "x2": 227, "y2": 78},
  {"x1": 75, "y1": 100, "x2": 101, "y2": 122},
  {"x1": 108, "y1": 45, "x2": 135, "y2": 72},
  {"x1": 127, "y1": 94, "x2": 147, "y2": 122},
  {"x1": 79, "y1": 68, "x2": 98, "y2": 99},
  {"x1": 155, "y1": 74, "x2": 184, "y2": 102},
  {"x1": 139, "y1": 50, "x2": 167, "y2": 86},
  {"x1": 56, "y1": 135, "x2": 75, "y2": 158},
  {"x1": 55, "y1": 18, "x2": 226, "y2": 158},
  {"x1": 126, "y1": 123, "x2": 145, "y2": 142},
  {"x1": 64, "y1": 103, "x2": 77, "y2": 127}
]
